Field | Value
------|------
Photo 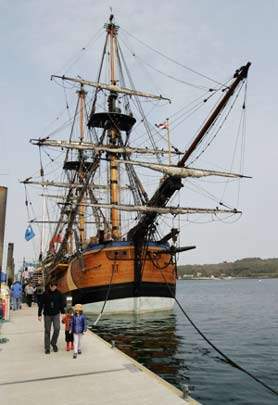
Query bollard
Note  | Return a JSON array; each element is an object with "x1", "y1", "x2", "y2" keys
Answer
[
  {"x1": 182, "y1": 384, "x2": 194, "y2": 400},
  {"x1": 111, "y1": 340, "x2": 116, "y2": 349}
]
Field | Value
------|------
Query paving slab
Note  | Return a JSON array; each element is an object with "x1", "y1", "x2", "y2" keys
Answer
[{"x1": 0, "y1": 305, "x2": 200, "y2": 405}]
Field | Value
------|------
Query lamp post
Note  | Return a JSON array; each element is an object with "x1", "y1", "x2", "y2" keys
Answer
[{"x1": 0, "y1": 186, "x2": 7, "y2": 291}]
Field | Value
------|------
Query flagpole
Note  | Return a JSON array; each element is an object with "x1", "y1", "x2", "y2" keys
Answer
[
  {"x1": 166, "y1": 118, "x2": 171, "y2": 165},
  {"x1": 40, "y1": 185, "x2": 46, "y2": 260}
]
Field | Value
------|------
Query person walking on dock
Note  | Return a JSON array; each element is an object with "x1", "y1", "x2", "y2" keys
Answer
[
  {"x1": 10, "y1": 281, "x2": 22, "y2": 310},
  {"x1": 62, "y1": 307, "x2": 74, "y2": 351},
  {"x1": 24, "y1": 282, "x2": 35, "y2": 307},
  {"x1": 0, "y1": 298, "x2": 4, "y2": 321},
  {"x1": 38, "y1": 281, "x2": 65, "y2": 354},
  {"x1": 70, "y1": 304, "x2": 87, "y2": 359}
]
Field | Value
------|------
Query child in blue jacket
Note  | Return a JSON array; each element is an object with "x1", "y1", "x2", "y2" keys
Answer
[{"x1": 70, "y1": 304, "x2": 87, "y2": 359}]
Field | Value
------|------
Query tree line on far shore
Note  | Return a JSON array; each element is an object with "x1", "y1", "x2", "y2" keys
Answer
[{"x1": 177, "y1": 257, "x2": 278, "y2": 278}]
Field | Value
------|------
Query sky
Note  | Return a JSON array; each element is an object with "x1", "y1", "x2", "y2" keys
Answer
[{"x1": 0, "y1": 0, "x2": 277, "y2": 270}]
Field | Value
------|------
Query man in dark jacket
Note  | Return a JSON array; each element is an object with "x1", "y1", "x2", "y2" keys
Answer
[{"x1": 38, "y1": 281, "x2": 65, "y2": 354}]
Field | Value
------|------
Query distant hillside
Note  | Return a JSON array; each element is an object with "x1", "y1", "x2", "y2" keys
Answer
[{"x1": 178, "y1": 257, "x2": 278, "y2": 278}]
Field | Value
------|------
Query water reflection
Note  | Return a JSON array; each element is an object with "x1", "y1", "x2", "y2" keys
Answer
[
  {"x1": 89, "y1": 281, "x2": 278, "y2": 405},
  {"x1": 88, "y1": 311, "x2": 190, "y2": 389}
]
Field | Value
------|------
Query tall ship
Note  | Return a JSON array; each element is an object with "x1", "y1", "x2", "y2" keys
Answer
[{"x1": 22, "y1": 14, "x2": 251, "y2": 314}]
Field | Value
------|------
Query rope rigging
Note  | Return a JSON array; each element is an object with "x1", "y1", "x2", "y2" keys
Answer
[
  {"x1": 121, "y1": 27, "x2": 227, "y2": 86},
  {"x1": 188, "y1": 81, "x2": 246, "y2": 166},
  {"x1": 120, "y1": 34, "x2": 211, "y2": 91},
  {"x1": 93, "y1": 260, "x2": 117, "y2": 326},
  {"x1": 117, "y1": 42, "x2": 163, "y2": 164},
  {"x1": 219, "y1": 80, "x2": 248, "y2": 208},
  {"x1": 55, "y1": 27, "x2": 104, "y2": 75}
]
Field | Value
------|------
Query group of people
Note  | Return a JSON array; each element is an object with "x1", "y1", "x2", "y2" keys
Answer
[
  {"x1": 37, "y1": 281, "x2": 87, "y2": 359},
  {"x1": 10, "y1": 279, "x2": 45, "y2": 310},
  {"x1": 9, "y1": 278, "x2": 87, "y2": 358}
]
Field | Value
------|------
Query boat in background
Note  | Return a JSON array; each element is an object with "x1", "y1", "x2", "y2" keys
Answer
[{"x1": 22, "y1": 14, "x2": 251, "y2": 314}]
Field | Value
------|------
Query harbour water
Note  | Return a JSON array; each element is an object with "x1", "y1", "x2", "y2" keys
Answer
[{"x1": 89, "y1": 279, "x2": 278, "y2": 404}]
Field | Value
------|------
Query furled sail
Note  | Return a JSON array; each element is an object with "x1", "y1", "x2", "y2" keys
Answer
[
  {"x1": 21, "y1": 179, "x2": 131, "y2": 190},
  {"x1": 116, "y1": 159, "x2": 251, "y2": 179},
  {"x1": 51, "y1": 75, "x2": 171, "y2": 102},
  {"x1": 29, "y1": 139, "x2": 181, "y2": 156},
  {"x1": 73, "y1": 202, "x2": 241, "y2": 215}
]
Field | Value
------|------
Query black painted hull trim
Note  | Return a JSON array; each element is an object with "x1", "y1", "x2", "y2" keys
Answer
[{"x1": 70, "y1": 282, "x2": 175, "y2": 305}]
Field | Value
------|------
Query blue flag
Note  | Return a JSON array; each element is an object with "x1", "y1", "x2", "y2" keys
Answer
[{"x1": 25, "y1": 225, "x2": 35, "y2": 241}]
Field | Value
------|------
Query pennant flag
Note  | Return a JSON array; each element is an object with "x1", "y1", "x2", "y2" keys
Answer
[
  {"x1": 50, "y1": 233, "x2": 62, "y2": 244},
  {"x1": 155, "y1": 121, "x2": 169, "y2": 130},
  {"x1": 25, "y1": 225, "x2": 35, "y2": 241},
  {"x1": 49, "y1": 233, "x2": 62, "y2": 253}
]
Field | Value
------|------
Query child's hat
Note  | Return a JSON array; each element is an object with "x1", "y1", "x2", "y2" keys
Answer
[{"x1": 74, "y1": 303, "x2": 83, "y2": 311}]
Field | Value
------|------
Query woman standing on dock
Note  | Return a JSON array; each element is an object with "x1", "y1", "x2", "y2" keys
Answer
[{"x1": 38, "y1": 281, "x2": 65, "y2": 354}]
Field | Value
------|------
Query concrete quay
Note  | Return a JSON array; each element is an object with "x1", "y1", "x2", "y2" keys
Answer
[{"x1": 0, "y1": 305, "x2": 200, "y2": 405}]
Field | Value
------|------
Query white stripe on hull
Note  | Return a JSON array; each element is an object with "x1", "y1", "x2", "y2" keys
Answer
[{"x1": 84, "y1": 296, "x2": 175, "y2": 314}]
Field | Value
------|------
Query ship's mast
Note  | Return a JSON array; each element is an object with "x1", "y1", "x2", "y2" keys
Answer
[
  {"x1": 107, "y1": 15, "x2": 121, "y2": 240},
  {"x1": 78, "y1": 86, "x2": 86, "y2": 245}
]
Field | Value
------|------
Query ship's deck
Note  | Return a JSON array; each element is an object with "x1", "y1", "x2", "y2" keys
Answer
[{"x1": 0, "y1": 305, "x2": 199, "y2": 405}]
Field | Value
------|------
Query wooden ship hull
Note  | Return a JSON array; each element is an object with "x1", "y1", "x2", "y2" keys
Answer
[{"x1": 52, "y1": 242, "x2": 176, "y2": 313}]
